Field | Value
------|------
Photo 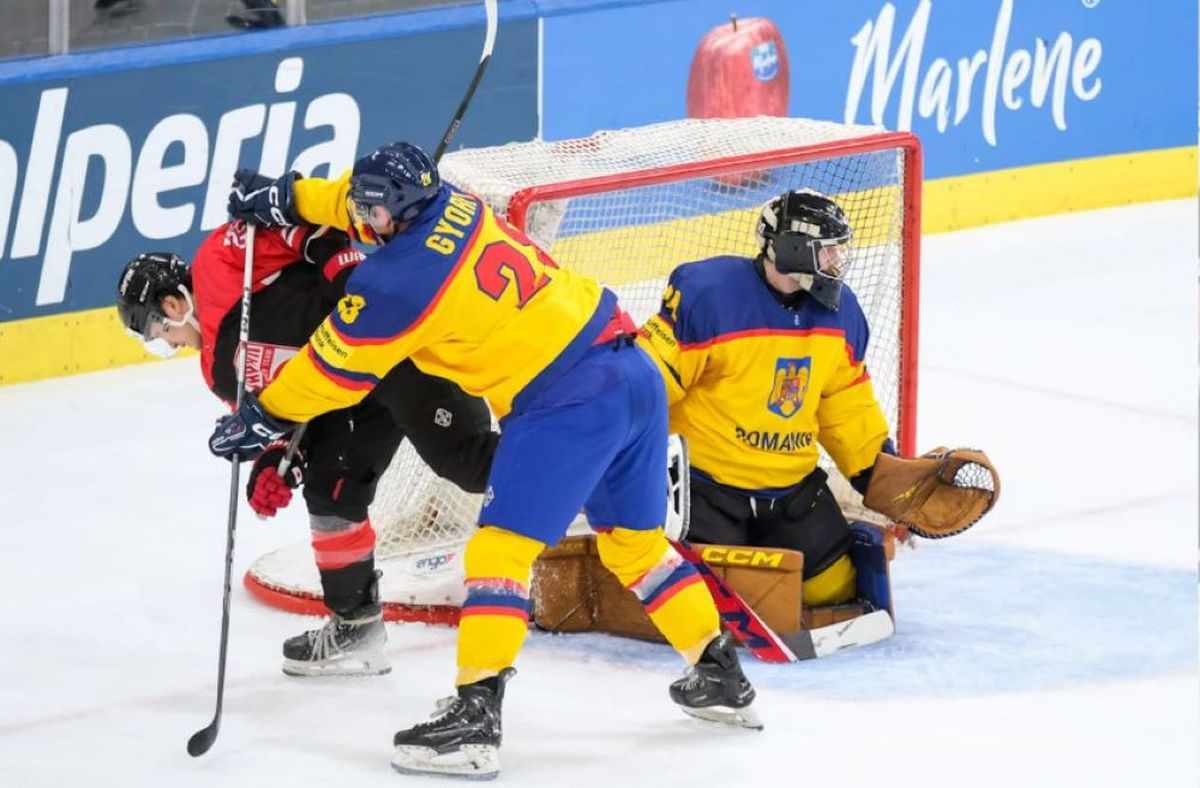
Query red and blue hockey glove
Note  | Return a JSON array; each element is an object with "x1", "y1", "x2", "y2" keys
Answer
[{"x1": 246, "y1": 441, "x2": 305, "y2": 518}]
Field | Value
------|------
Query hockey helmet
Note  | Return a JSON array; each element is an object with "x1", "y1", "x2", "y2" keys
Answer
[
  {"x1": 755, "y1": 189, "x2": 853, "y2": 311},
  {"x1": 116, "y1": 252, "x2": 196, "y2": 357},
  {"x1": 348, "y1": 142, "x2": 440, "y2": 234}
]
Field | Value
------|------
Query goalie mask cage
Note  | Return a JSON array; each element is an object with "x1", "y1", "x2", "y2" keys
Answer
[{"x1": 244, "y1": 116, "x2": 921, "y2": 625}]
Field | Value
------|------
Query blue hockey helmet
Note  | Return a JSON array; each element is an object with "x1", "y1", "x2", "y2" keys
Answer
[{"x1": 348, "y1": 142, "x2": 440, "y2": 228}]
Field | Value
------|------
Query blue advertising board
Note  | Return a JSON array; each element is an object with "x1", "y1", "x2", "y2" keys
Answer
[
  {"x1": 543, "y1": 0, "x2": 1195, "y2": 178},
  {"x1": 0, "y1": 0, "x2": 1194, "y2": 384},
  {"x1": 0, "y1": 14, "x2": 535, "y2": 326}
]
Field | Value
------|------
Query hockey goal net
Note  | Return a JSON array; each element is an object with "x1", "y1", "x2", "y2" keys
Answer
[{"x1": 244, "y1": 116, "x2": 922, "y2": 624}]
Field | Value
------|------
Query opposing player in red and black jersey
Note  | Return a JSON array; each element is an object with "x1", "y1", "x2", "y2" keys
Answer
[
  {"x1": 116, "y1": 215, "x2": 498, "y2": 677},
  {"x1": 638, "y1": 189, "x2": 896, "y2": 609}
]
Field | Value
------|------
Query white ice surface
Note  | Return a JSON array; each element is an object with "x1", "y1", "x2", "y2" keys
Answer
[{"x1": 1, "y1": 200, "x2": 1196, "y2": 787}]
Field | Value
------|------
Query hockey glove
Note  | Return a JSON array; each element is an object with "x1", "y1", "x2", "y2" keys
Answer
[
  {"x1": 228, "y1": 169, "x2": 301, "y2": 226},
  {"x1": 863, "y1": 447, "x2": 1000, "y2": 539},
  {"x1": 209, "y1": 391, "x2": 294, "y2": 461},
  {"x1": 246, "y1": 441, "x2": 305, "y2": 518}
]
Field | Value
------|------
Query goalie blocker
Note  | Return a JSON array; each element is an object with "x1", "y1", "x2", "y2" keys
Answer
[{"x1": 531, "y1": 522, "x2": 895, "y2": 646}]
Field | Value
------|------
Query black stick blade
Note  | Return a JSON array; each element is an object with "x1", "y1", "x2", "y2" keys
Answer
[{"x1": 187, "y1": 721, "x2": 219, "y2": 757}]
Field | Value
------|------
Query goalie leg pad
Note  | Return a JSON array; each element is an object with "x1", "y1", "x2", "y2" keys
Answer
[
  {"x1": 692, "y1": 545, "x2": 804, "y2": 634},
  {"x1": 531, "y1": 537, "x2": 805, "y2": 639},
  {"x1": 849, "y1": 521, "x2": 895, "y2": 616},
  {"x1": 531, "y1": 535, "x2": 663, "y2": 641}
]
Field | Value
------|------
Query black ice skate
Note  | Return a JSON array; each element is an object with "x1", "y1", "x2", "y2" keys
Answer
[
  {"x1": 391, "y1": 668, "x2": 515, "y2": 780},
  {"x1": 670, "y1": 631, "x2": 762, "y2": 730},
  {"x1": 280, "y1": 600, "x2": 389, "y2": 678}
]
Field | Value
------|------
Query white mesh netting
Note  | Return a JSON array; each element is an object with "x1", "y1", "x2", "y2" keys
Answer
[{"x1": 247, "y1": 116, "x2": 918, "y2": 616}]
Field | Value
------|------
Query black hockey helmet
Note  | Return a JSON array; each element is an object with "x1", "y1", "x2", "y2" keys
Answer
[
  {"x1": 755, "y1": 189, "x2": 853, "y2": 311},
  {"x1": 116, "y1": 252, "x2": 195, "y2": 355},
  {"x1": 348, "y1": 142, "x2": 440, "y2": 229}
]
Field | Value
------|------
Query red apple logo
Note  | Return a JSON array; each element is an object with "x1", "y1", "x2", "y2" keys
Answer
[{"x1": 687, "y1": 14, "x2": 790, "y2": 120}]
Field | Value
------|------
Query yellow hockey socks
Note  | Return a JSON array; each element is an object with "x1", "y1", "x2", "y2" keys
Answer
[
  {"x1": 456, "y1": 526, "x2": 546, "y2": 687},
  {"x1": 596, "y1": 527, "x2": 720, "y2": 665}
]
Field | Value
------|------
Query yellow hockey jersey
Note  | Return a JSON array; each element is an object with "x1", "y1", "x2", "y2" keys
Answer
[
  {"x1": 258, "y1": 179, "x2": 617, "y2": 423},
  {"x1": 638, "y1": 256, "x2": 890, "y2": 495}
]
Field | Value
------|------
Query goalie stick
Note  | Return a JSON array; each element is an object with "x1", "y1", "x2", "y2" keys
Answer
[{"x1": 671, "y1": 539, "x2": 894, "y2": 663}]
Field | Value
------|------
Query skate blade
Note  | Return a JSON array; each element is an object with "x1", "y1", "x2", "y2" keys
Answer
[
  {"x1": 282, "y1": 648, "x2": 392, "y2": 678},
  {"x1": 391, "y1": 744, "x2": 499, "y2": 780},
  {"x1": 680, "y1": 702, "x2": 764, "y2": 731}
]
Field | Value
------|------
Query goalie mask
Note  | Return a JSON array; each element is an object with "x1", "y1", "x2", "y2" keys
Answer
[
  {"x1": 116, "y1": 252, "x2": 197, "y2": 358},
  {"x1": 755, "y1": 189, "x2": 853, "y2": 311}
]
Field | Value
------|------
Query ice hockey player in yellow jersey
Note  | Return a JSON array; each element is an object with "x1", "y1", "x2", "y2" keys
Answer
[
  {"x1": 212, "y1": 142, "x2": 762, "y2": 779},
  {"x1": 639, "y1": 189, "x2": 894, "y2": 607}
]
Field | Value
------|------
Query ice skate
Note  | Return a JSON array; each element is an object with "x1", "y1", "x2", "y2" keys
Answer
[
  {"x1": 280, "y1": 601, "x2": 390, "y2": 677},
  {"x1": 391, "y1": 668, "x2": 515, "y2": 780},
  {"x1": 670, "y1": 632, "x2": 762, "y2": 730}
]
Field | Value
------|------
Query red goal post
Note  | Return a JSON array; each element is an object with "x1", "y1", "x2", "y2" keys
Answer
[
  {"x1": 507, "y1": 130, "x2": 921, "y2": 453},
  {"x1": 244, "y1": 116, "x2": 922, "y2": 625}
]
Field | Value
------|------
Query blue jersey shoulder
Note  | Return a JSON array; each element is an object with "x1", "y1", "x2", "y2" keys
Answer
[
  {"x1": 670, "y1": 254, "x2": 871, "y2": 361},
  {"x1": 668, "y1": 256, "x2": 759, "y2": 344},
  {"x1": 335, "y1": 187, "x2": 481, "y2": 340}
]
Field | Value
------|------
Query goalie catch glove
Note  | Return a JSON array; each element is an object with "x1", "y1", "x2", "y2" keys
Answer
[
  {"x1": 863, "y1": 447, "x2": 1000, "y2": 539},
  {"x1": 246, "y1": 441, "x2": 306, "y2": 518}
]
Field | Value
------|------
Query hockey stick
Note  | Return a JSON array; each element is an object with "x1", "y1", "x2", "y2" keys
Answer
[
  {"x1": 672, "y1": 539, "x2": 894, "y2": 662},
  {"x1": 433, "y1": 0, "x2": 498, "y2": 163},
  {"x1": 268, "y1": 0, "x2": 497, "y2": 470},
  {"x1": 189, "y1": 1, "x2": 497, "y2": 756},
  {"x1": 671, "y1": 539, "x2": 797, "y2": 663},
  {"x1": 188, "y1": 223, "x2": 257, "y2": 758}
]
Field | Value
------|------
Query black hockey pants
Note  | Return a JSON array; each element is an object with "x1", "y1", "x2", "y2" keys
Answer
[
  {"x1": 300, "y1": 359, "x2": 497, "y2": 612},
  {"x1": 686, "y1": 467, "x2": 853, "y2": 580}
]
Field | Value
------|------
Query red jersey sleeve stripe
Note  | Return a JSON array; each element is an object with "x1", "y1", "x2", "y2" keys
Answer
[
  {"x1": 306, "y1": 345, "x2": 380, "y2": 390},
  {"x1": 679, "y1": 326, "x2": 847, "y2": 352}
]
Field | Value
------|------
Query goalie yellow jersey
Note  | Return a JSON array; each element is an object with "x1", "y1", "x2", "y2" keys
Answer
[
  {"x1": 258, "y1": 180, "x2": 617, "y2": 423},
  {"x1": 638, "y1": 256, "x2": 890, "y2": 494}
]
